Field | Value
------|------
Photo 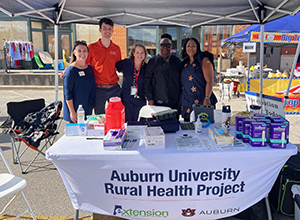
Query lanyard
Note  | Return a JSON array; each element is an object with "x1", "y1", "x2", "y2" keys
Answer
[{"x1": 133, "y1": 60, "x2": 143, "y2": 89}]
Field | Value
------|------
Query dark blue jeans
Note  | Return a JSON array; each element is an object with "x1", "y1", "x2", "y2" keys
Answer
[{"x1": 94, "y1": 85, "x2": 121, "y2": 114}]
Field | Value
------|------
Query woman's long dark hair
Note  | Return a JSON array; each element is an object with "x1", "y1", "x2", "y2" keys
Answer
[{"x1": 181, "y1": 37, "x2": 201, "y2": 62}]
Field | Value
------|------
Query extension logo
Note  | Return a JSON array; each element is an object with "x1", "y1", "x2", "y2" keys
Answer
[
  {"x1": 113, "y1": 205, "x2": 169, "y2": 218},
  {"x1": 113, "y1": 205, "x2": 123, "y2": 216},
  {"x1": 181, "y1": 208, "x2": 196, "y2": 217}
]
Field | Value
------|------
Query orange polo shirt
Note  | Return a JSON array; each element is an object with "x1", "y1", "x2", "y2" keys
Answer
[{"x1": 87, "y1": 39, "x2": 121, "y2": 85}]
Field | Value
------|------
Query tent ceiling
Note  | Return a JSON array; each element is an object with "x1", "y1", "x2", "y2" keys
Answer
[{"x1": 0, "y1": 0, "x2": 299, "y2": 28}]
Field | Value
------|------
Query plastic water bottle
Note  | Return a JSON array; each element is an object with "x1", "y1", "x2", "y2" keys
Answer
[
  {"x1": 105, "y1": 97, "x2": 125, "y2": 135},
  {"x1": 222, "y1": 105, "x2": 231, "y2": 131},
  {"x1": 77, "y1": 105, "x2": 85, "y2": 123},
  {"x1": 195, "y1": 115, "x2": 202, "y2": 134}
]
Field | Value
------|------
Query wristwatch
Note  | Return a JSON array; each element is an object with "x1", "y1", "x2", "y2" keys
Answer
[{"x1": 205, "y1": 95, "x2": 210, "y2": 99}]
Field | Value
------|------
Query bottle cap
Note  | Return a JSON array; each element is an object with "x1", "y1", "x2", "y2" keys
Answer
[
  {"x1": 109, "y1": 97, "x2": 121, "y2": 102},
  {"x1": 250, "y1": 105, "x2": 261, "y2": 110},
  {"x1": 222, "y1": 105, "x2": 231, "y2": 113}
]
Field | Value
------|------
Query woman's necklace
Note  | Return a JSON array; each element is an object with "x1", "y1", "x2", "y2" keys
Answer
[{"x1": 135, "y1": 61, "x2": 141, "y2": 71}]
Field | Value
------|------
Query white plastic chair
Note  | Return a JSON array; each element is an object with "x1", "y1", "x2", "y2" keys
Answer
[
  {"x1": 137, "y1": 105, "x2": 172, "y2": 121},
  {"x1": 218, "y1": 81, "x2": 232, "y2": 101},
  {"x1": 0, "y1": 147, "x2": 37, "y2": 220}
]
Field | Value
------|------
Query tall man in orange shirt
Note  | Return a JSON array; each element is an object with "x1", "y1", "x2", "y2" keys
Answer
[{"x1": 86, "y1": 18, "x2": 122, "y2": 114}]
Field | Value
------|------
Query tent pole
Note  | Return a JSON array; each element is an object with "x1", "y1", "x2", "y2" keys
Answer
[
  {"x1": 219, "y1": 53, "x2": 222, "y2": 84},
  {"x1": 247, "y1": 52, "x2": 250, "y2": 80},
  {"x1": 283, "y1": 40, "x2": 300, "y2": 108},
  {"x1": 55, "y1": 24, "x2": 58, "y2": 102},
  {"x1": 259, "y1": 24, "x2": 264, "y2": 112}
]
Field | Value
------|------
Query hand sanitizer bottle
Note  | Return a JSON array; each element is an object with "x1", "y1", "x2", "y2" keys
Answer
[{"x1": 195, "y1": 115, "x2": 202, "y2": 134}]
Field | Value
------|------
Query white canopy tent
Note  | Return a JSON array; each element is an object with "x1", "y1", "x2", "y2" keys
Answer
[{"x1": 0, "y1": 0, "x2": 300, "y2": 101}]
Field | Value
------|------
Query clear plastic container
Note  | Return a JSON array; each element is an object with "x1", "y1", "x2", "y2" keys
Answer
[{"x1": 250, "y1": 105, "x2": 261, "y2": 118}]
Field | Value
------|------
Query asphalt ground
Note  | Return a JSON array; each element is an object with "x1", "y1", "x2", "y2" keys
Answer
[{"x1": 0, "y1": 87, "x2": 299, "y2": 220}]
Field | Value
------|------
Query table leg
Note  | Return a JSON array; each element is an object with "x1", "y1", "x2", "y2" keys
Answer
[
  {"x1": 265, "y1": 197, "x2": 272, "y2": 220},
  {"x1": 74, "y1": 209, "x2": 79, "y2": 220}
]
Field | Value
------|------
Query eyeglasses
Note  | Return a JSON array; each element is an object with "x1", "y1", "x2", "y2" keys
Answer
[{"x1": 160, "y1": 43, "x2": 172, "y2": 48}]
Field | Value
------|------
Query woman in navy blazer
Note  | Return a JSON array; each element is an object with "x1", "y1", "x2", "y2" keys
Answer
[{"x1": 116, "y1": 43, "x2": 148, "y2": 121}]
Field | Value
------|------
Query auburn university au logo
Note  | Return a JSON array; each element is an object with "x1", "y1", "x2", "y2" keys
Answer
[{"x1": 181, "y1": 208, "x2": 196, "y2": 217}]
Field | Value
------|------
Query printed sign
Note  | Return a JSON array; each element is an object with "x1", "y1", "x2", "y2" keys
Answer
[
  {"x1": 248, "y1": 77, "x2": 300, "y2": 114},
  {"x1": 250, "y1": 31, "x2": 300, "y2": 44},
  {"x1": 47, "y1": 134, "x2": 297, "y2": 219},
  {"x1": 243, "y1": 43, "x2": 256, "y2": 53},
  {"x1": 245, "y1": 91, "x2": 285, "y2": 117}
]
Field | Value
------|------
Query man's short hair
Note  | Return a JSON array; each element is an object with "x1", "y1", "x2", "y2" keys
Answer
[
  {"x1": 161, "y1": 33, "x2": 172, "y2": 41},
  {"x1": 99, "y1": 18, "x2": 114, "y2": 29}
]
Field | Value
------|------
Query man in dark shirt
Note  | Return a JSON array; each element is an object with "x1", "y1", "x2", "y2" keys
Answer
[{"x1": 144, "y1": 37, "x2": 182, "y2": 110}]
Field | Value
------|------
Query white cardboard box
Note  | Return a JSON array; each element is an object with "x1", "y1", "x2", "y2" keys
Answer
[
  {"x1": 143, "y1": 127, "x2": 165, "y2": 149},
  {"x1": 127, "y1": 123, "x2": 147, "y2": 139},
  {"x1": 87, "y1": 123, "x2": 104, "y2": 137},
  {"x1": 208, "y1": 126, "x2": 234, "y2": 147}
]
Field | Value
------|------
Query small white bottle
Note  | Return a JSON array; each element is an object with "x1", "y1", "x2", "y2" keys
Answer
[
  {"x1": 195, "y1": 115, "x2": 202, "y2": 134},
  {"x1": 77, "y1": 105, "x2": 85, "y2": 124},
  {"x1": 222, "y1": 105, "x2": 231, "y2": 131}
]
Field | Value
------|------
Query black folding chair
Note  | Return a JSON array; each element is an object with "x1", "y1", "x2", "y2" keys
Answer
[
  {"x1": 1, "y1": 99, "x2": 45, "y2": 165},
  {"x1": 0, "y1": 99, "x2": 62, "y2": 173}
]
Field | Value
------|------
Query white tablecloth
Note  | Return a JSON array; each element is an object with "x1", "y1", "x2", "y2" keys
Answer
[{"x1": 46, "y1": 128, "x2": 297, "y2": 220}]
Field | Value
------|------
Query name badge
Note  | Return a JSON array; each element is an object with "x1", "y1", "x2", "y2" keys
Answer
[
  {"x1": 130, "y1": 86, "x2": 137, "y2": 96},
  {"x1": 78, "y1": 71, "x2": 85, "y2": 77}
]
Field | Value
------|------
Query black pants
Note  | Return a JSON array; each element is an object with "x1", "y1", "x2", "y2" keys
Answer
[{"x1": 94, "y1": 85, "x2": 121, "y2": 114}]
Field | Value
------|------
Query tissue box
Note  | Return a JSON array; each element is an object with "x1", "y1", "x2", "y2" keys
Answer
[
  {"x1": 65, "y1": 123, "x2": 79, "y2": 136},
  {"x1": 208, "y1": 126, "x2": 234, "y2": 147},
  {"x1": 86, "y1": 114, "x2": 105, "y2": 136},
  {"x1": 235, "y1": 116, "x2": 249, "y2": 139},
  {"x1": 269, "y1": 123, "x2": 288, "y2": 148},
  {"x1": 242, "y1": 119, "x2": 255, "y2": 143},
  {"x1": 103, "y1": 129, "x2": 126, "y2": 150},
  {"x1": 87, "y1": 123, "x2": 104, "y2": 136},
  {"x1": 272, "y1": 119, "x2": 289, "y2": 143},
  {"x1": 249, "y1": 121, "x2": 267, "y2": 147},
  {"x1": 144, "y1": 127, "x2": 165, "y2": 149}
]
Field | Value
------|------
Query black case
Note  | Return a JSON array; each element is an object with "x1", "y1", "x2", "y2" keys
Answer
[
  {"x1": 269, "y1": 152, "x2": 300, "y2": 216},
  {"x1": 192, "y1": 104, "x2": 215, "y2": 123},
  {"x1": 146, "y1": 117, "x2": 180, "y2": 133}
]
